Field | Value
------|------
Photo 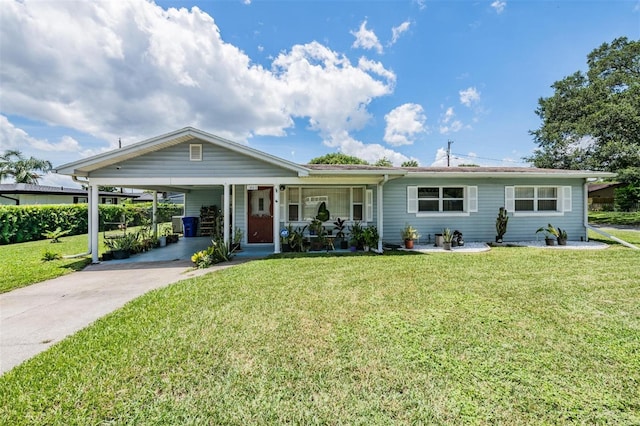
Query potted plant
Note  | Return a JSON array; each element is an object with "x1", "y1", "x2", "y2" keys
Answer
[
  {"x1": 348, "y1": 221, "x2": 364, "y2": 251},
  {"x1": 495, "y1": 207, "x2": 509, "y2": 243},
  {"x1": 333, "y1": 217, "x2": 348, "y2": 249},
  {"x1": 309, "y1": 219, "x2": 326, "y2": 251},
  {"x1": 362, "y1": 225, "x2": 379, "y2": 252},
  {"x1": 557, "y1": 227, "x2": 568, "y2": 246},
  {"x1": 442, "y1": 228, "x2": 453, "y2": 250},
  {"x1": 536, "y1": 223, "x2": 560, "y2": 246},
  {"x1": 401, "y1": 224, "x2": 420, "y2": 249}
]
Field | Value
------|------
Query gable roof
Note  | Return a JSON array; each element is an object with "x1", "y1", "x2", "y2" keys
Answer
[
  {"x1": 54, "y1": 127, "x2": 309, "y2": 177},
  {"x1": 53, "y1": 126, "x2": 614, "y2": 181},
  {"x1": 0, "y1": 183, "x2": 138, "y2": 198}
]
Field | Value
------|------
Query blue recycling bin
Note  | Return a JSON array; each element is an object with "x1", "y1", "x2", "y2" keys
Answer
[{"x1": 182, "y1": 216, "x2": 198, "y2": 237}]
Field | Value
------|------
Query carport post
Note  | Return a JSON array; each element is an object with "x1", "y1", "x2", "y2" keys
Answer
[
  {"x1": 87, "y1": 184, "x2": 92, "y2": 252},
  {"x1": 152, "y1": 191, "x2": 158, "y2": 237},
  {"x1": 223, "y1": 184, "x2": 230, "y2": 247},
  {"x1": 91, "y1": 185, "x2": 99, "y2": 263}
]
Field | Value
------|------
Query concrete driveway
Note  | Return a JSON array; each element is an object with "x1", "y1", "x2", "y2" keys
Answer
[{"x1": 0, "y1": 260, "x2": 237, "y2": 375}]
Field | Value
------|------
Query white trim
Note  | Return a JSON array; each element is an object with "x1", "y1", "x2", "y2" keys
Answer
[
  {"x1": 416, "y1": 212, "x2": 471, "y2": 218},
  {"x1": 512, "y1": 212, "x2": 564, "y2": 217}
]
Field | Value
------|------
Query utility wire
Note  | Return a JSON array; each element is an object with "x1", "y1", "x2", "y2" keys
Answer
[{"x1": 451, "y1": 152, "x2": 529, "y2": 166}]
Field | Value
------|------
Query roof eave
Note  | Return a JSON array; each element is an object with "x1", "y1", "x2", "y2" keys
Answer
[{"x1": 406, "y1": 171, "x2": 616, "y2": 179}]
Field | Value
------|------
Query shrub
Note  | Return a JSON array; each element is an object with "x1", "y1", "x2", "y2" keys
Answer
[{"x1": 0, "y1": 203, "x2": 183, "y2": 245}]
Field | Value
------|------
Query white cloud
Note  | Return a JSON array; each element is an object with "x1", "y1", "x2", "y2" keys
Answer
[
  {"x1": 438, "y1": 106, "x2": 464, "y2": 134},
  {"x1": 0, "y1": 115, "x2": 103, "y2": 159},
  {"x1": 350, "y1": 20, "x2": 383, "y2": 54},
  {"x1": 634, "y1": 1, "x2": 640, "y2": 12},
  {"x1": 383, "y1": 103, "x2": 426, "y2": 146},
  {"x1": 491, "y1": 0, "x2": 507, "y2": 14},
  {"x1": 413, "y1": 0, "x2": 427, "y2": 10},
  {"x1": 326, "y1": 131, "x2": 410, "y2": 165},
  {"x1": 390, "y1": 21, "x2": 411, "y2": 45},
  {"x1": 1, "y1": 1, "x2": 403, "y2": 162},
  {"x1": 459, "y1": 87, "x2": 481, "y2": 107},
  {"x1": 431, "y1": 147, "x2": 467, "y2": 167}
]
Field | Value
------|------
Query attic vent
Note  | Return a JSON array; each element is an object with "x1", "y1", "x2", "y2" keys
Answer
[{"x1": 190, "y1": 144, "x2": 202, "y2": 161}]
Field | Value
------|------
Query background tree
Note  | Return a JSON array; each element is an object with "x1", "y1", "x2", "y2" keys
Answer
[
  {"x1": 526, "y1": 37, "x2": 640, "y2": 172},
  {"x1": 0, "y1": 150, "x2": 52, "y2": 184},
  {"x1": 373, "y1": 157, "x2": 393, "y2": 167},
  {"x1": 401, "y1": 159, "x2": 419, "y2": 167},
  {"x1": 308, "y1": 153, "x2": 369, "y2": 165}
]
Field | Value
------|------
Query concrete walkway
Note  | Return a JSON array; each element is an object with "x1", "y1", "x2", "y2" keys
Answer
[{"x1": 0, "y1": 259, "x2": 242, "y2": 375}]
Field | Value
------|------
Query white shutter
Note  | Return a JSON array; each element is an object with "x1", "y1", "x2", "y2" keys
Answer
[
  {"x1": 467, "y1": 186, "x2": 478, "y2": 212},
  {"x1": 279, "y1": 189, "x2": 286, "y2": 221},
  {"x1": 365, "y1": 189, "x2": 373, "y2": 222},
  {"x1": 505, "y1": 186, "x2": 515, "y2": 212},
  {"x1": 407, "y1": 186, "x2": 418, "y2": 213},
  {"x1": 562, "y1": 186, "x2": 572, "y2": 212}
]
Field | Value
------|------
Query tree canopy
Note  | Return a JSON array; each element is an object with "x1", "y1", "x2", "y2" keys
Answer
[
  {"x1": 308, "y1": 153, "x2": 369, "y2": 165},
  {"x1": 526, "y1": 37, "x2": 640, "y2": 172},
  {"x1": 0, "y1": 150, "x2": 52, "y2": 184},
  {"x1": 401, "y1": 160, "x2": 420, "y2": 167},
  {"x1": 373, "y1": 157, "x2": 393, "y2": 167}
]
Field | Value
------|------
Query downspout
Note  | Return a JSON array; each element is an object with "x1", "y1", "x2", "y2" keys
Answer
[
  {"x1": 376, "y1": 174, "x2": 389, "y2": 253},
  {"x1": 64, "y1": 175, "x2": 93, "y2": 259},
  {"x1": 583, "y1": 179, "x2": 639, "y2": 250}
]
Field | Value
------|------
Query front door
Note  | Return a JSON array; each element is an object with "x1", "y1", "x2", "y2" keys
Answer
[{"x1": 247, "y1": 187, "x2": 274, "y2": 243}]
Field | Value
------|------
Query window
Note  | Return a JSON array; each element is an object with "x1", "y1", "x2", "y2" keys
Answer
[
  {"x1": 506, "y1": 186, "x2": 572, "y2": 215},
  {"x1": 407, "y1": 186, "x2": 477, "y2": 215},
  {"x1": 286, "y1": 186, "x2": 371, "y2": 222},
  {"x1": 190, "y1": 144, "x2": 202, "y2": 161}
]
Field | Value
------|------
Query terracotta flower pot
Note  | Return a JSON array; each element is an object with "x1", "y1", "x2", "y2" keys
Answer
[{"x1": 405, "y1": 239, "x2": 414, "y2": 249}]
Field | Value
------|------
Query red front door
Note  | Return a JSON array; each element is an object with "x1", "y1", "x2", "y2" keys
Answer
[{"x1": 247, "y1": 187, "x2": 274, "y2": 243}]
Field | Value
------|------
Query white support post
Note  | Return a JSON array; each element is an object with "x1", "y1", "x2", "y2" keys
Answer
[
  {"x1": 223, "y1": 184, "x2": 230, "y2": 247},
  {"x1": 273, "y1": 185, "x2": 281, "y2": 253},
  {"x1": 377, "y1": 182, "x2": 384, "y2": 252},
  {"x1": 91, "y1": 185, "x2": 99, "y2": 263},
  {"x1": 152, "y1": 191, "x2": 158, "y2": 237},
  {"x1": 87, "y1": 185, "x2": 92, "y2": 252}
]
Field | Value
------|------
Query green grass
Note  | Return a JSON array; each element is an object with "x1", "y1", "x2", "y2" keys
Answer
[
  {"x1": 589, "y1": 211, "x2": 640, "y2": 226},
  {"x1": 1, "y1": 242, "x2": 639, "y2": 424},
  {"x1": 0, "y1": 225, "x2": 165, "y2": 293},
  {"x1": 0, "y1": 234, "x2": 92, "y2": 293}
]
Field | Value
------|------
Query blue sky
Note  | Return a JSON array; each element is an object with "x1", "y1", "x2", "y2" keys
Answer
[{"x1": 1, "y1": 0, "x2": 639, "y2": 187}]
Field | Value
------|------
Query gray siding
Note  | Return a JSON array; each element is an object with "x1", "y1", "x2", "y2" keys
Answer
[
  {"x1": 90, "y1": 141, "x2": 299, "y2": 178},
  {"x1": 184, "y1": 185, "x2": 247, "y2": 243},
  {"x1": 383, "y1": 177, "x2": 587, "y2": 244}
]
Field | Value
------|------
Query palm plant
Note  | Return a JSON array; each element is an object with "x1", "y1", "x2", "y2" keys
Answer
[{"x1": 0, "y1": 150, "x2": 52, "y2": 184}]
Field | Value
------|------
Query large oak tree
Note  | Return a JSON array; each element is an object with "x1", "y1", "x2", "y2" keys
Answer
[{"x1": 527, "y1": 37, "x2": 640, "y2": 173}]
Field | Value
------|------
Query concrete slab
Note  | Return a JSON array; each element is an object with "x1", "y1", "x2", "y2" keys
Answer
[{"x1": 0, "y1": 259, "x2": 244, "y2": 375}]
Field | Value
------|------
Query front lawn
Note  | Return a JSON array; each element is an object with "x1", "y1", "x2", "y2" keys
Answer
[
  {"x1": 0, "y1": 234, "x2": 92, "y2": 293},
  {"x1": 589, "y1": 211, "x2": 640, "y2": 226},
  {"x1": 1, "y1": 245, "x2": 638, "y2": 424}
]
